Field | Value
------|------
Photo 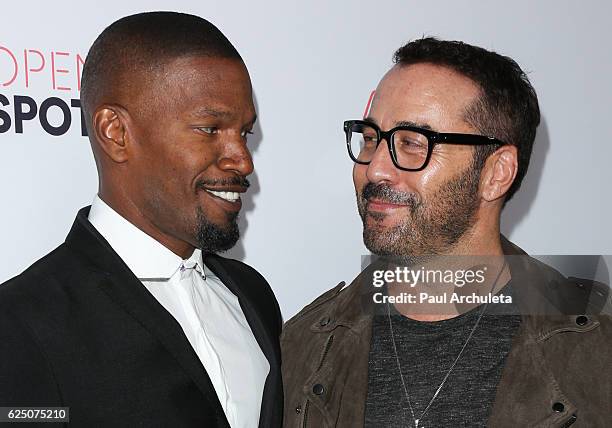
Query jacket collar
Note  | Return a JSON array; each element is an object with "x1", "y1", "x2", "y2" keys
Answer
[
  {"x1": 309, "y1": 262, "x2": 380, "y2": 335},
  {"x1": 203, "y1": 253, "x2": 282, "y2": 428},
  {"x1": 204, "y1": 252, "x2": 280, "y2": 372}
]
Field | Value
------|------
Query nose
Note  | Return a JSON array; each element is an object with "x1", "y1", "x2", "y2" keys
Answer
[
  {"x1": 365, "y1": 139, "x2": 398, "y2": 184},
  {"x1": 217, "y1": 137, "x2": 254, "y2": 177}
]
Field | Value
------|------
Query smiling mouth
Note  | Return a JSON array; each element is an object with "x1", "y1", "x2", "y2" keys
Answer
[
  {"x1": 367, "y1": 198, "x2": 408, "y2": 209},
  {"x1": 205, "y1": 189, "x2": 241, "y2": 203}
]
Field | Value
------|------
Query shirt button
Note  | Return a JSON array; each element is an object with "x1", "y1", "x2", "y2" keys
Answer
[
  {"x1": 575, "y1": 315, "x2": 589, "y2": 326},
  {"x1": 552, "y1": 402, "x2": 565, "y2": 413},
  {"x1": 319, "y1": 317, "x2": 330, "y2": 327},
  {"x1": 312, "y1": 384, "x2": 325, "y2": 395},
  {"x1": 295, "y1": 405, "x2": 302, "y2": 414}
]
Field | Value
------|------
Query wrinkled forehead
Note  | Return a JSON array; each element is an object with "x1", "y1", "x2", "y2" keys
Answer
[{"x1": 368, "y1": 63, "x2": 481, "y2": 131}]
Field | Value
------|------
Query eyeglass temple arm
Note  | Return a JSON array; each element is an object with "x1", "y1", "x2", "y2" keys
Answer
[{"x1": 435, "y1": 133, "x2": 505, "y2": 146}]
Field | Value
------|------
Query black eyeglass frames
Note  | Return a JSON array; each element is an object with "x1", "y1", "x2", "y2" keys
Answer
[{"x1": 344, "y1": 119, "x2": 505, "y2": 171}]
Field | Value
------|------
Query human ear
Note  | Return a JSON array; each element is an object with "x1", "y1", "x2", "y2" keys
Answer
[
  {"x1": 91, "y1": 104, "x2": 131, "y2": 163},
  {"x1": 480, "y1": 145, "x2": 518, "y2": 202}
]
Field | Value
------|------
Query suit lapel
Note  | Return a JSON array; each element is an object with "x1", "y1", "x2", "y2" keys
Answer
[
  {"x1": 203, "y1": 254, "x2": 281, "y2": 428},
  {"x1": 65, "y1": 207, "x2": 230, "y2": 428}
]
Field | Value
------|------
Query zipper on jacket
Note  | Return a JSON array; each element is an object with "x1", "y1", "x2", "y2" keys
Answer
[
  {"x1": 302, "y1": 399, "x2": 310, "y2": 428},
  {"x1": 560, "y1": 414, "x2": 577, "y2": 427},
  {"x1": 317, "y1": 334, "x2": 334, "y2": 371}
]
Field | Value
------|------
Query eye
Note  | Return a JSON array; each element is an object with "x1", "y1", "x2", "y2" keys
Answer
[
  {"x1": 400, "y1": 138, "x2": 425, "y2": 148},
  {"x1": 362, "y1": 134, "x2": 378, "y2": 145},
  {"x1": 394, "y1": 130, "x2": 428, "y2": 154},
  {"x1": 197, "y1": 127, "x2": 218, "y2": 135},
  {"x1": 241, "y1": 130, "x2": 254, "y2": 139}
]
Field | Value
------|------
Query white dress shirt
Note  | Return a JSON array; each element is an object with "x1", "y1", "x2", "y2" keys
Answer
[{"x1": 88, "y1": 195, "x2": 269, "y2": 428}]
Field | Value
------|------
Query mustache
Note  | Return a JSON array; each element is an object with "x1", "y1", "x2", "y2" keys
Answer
[
  {"x1": 196, "y1": 177, "x2": 251, "y2": 189},
  {"x1": 361, "y1": 182, "x2": 419, "y2": 205}
]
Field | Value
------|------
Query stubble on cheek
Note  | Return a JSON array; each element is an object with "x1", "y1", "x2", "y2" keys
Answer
[{"x1": 356, "y1": 189, "x2": 414, "y2": 255}]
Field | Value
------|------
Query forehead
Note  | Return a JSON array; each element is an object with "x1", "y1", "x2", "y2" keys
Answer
[
  {"x1": 142, "y1": 56, "x2": 254, "y2": 118},
  {"x1": 370, "y1": 63, "x2": 481, "y2": 131}
]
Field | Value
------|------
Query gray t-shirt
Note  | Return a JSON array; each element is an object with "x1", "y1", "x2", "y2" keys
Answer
[{"x1": 365, "y1": 284, "x2": 521, "y2": 427}]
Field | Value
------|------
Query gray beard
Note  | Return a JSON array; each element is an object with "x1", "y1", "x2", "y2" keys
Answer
[
  {"x1": 195, "y1": 206, "x2": 240, "y2": 253},
  {"x1": 358, "y1": 164, "x2": 481, "y2": 257}
]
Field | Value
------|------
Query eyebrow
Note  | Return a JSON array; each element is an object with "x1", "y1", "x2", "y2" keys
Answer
[
  {"x1": 194, "y1": 106, "x2": 240, "y2": 119},
  {"x1": 394, "y1": 120, "x2": 434, "y2": 131},
  {"x1": 192, "y1": 108, "x2": 257, "y2": 126},
  {"x1": 364, "y1": 117, "x2": 435, "y2": 131}
]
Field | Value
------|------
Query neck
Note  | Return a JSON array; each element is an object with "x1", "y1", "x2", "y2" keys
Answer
[
  {"x1": 98, "y1": 186, "x2": 195, "y2": 259},
  {"x1": 446, "y1": 210, "x2": 505, "y2": 257}
]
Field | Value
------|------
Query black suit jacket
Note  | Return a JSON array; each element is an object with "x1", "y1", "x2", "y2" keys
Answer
[{"x1": 0, "y1": 207, "x2": 283, "y2": 427}]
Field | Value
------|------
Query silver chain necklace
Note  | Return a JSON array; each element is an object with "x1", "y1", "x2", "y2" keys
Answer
[{"x1": 386, "y1": 262, "x2": 506, "y2": 428}]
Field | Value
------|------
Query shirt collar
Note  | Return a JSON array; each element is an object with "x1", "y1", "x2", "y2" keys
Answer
[{"x1": 88, "y1": 195, "x2": 202, "y2": 280}]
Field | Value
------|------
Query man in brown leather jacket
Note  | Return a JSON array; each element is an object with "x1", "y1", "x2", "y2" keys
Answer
[{"x1": 281, "y1": 38, "x2": 611, "y2": 427}]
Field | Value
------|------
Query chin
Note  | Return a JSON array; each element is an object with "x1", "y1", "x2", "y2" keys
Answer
[
  {"x1": 195, "y1": 207, "x2": 240, "y2": 253},
  {"x1": 365, "y1": 214, "x2": 403, "y2": 232}
]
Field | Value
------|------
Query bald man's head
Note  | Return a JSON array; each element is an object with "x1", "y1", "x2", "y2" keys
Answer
[{"x1": 80, "y1": 11, "x2": 242, "y2": 131}]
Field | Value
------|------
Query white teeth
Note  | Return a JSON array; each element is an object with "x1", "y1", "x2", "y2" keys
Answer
[{"x1": 206, "y1": 190, "x2": 240, "y2": 202}]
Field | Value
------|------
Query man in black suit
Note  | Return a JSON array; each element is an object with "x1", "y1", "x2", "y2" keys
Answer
[{"x1": 0, "y1": 12, "x2": 282, "y2": 427}]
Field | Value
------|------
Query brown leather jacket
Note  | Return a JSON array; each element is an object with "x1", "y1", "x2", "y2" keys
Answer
[{"x1": 281, "y1": 238, "x2": 612, "y2": 427}]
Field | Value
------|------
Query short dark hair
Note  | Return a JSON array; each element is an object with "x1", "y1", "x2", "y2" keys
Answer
[
  {"x1": 393, "y1": 37, "x2": 540, "y2": 202},
  {"x1": 81, "y1": 11, "x2": 242, "y2": 126}
]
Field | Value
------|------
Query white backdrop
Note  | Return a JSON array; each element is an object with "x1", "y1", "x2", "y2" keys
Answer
[{"x1": 1, "y1": 0, "x2": 611, "y2": 318}]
